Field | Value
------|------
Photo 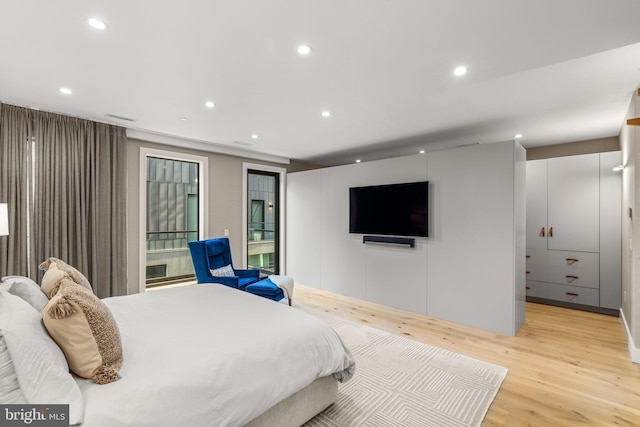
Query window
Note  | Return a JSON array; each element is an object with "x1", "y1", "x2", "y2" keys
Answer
[
  {"x1": 250, "y1": 200, "x2": 265, "y2": 241},
  {"x1": 140, "y1": 148, "x2": 208, "y2": 291},
  {"x1": 145, "y1": 156, "x2": 199, "y2": 285}
]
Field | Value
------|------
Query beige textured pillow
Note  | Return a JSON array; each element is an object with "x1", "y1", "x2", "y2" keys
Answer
[
  {"x1": 39, "y1": 257, "x2": 92, "y2": 293},
  {"x1": 40, "y1": 263, "x2": 69, "y2": 299},
  {"x1": 42, "y1": 279, "x2": 122, "y2": 384}
]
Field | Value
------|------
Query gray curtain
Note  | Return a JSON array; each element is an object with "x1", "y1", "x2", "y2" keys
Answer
[
  {"x1": 0, "y1": 103, "x2": 127, "y2": 297},
  {"x1": 0, "y1": 104, "x2": 32, "y2": 277},
  {"x1": 32, "y1": 111, "x2": 127, "y2": 297}
]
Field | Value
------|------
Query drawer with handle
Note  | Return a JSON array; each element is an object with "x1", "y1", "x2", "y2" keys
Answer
[
  {"x1": 526, "y1": 280, "x2": 599, "y2": 307},
  {"x1": 525, "y1": 250, "x2": 599, "y2": 288}
]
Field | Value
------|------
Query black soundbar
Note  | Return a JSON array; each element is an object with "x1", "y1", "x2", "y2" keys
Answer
[{"x1": 362, "y1": 235, "x2": 415, "y2": 248}]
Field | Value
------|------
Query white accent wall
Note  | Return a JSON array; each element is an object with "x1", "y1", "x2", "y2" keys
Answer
[{"x1": 287, "y1": 140, "x2": 526, "y2": 336}]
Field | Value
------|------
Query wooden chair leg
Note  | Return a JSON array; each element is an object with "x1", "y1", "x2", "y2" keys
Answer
[{"x1": 288, "y1": 298, "x2": 292, "y2": 306}]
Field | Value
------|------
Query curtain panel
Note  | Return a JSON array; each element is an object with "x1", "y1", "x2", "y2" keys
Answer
[
  {"x1": 0, "y1": 104, "x2": 32, "y2": 277},
  {"x1": 0, "y1": 103, "x2": 127, "y2": 297}
]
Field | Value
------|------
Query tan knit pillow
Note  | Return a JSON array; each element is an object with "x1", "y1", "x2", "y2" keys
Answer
[
  {"x1": 42, "y1": 279, "x2": 122, "y2": 384},
  {"x1": 39, "y1": 257, "x2": 93, "y2": 293},
  {"x1": 40, "y1": 262, "x2": 68, "y2": 299}
]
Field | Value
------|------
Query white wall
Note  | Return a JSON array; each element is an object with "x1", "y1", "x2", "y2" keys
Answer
[
  {"x1": 620, "y1": 88, "x2": 640, "y2": 362},
  {"x1": 287, "y1": 141, "x2": 525, "y2": 336},
  {"x1": 427, "y1": 141, "x2": 525, "y2": 335},
  {"x1": 363, "y1": 156, "x2": 429, "y2": 313}
]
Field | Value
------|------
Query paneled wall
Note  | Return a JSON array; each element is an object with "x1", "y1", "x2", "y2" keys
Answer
[{"x1": 287, "y1": 140, "x2": 525, "y2": 336}]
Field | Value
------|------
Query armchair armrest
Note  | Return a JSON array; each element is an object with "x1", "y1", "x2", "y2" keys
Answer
[
  {"x1": 233, "y1": 268, "x2": 260, "y2": 290},
  {"x1": 234, "y1": 268, "x2": 260, "y2": 279},
  {"x1": 200, "y1": 275, "x2": 240, "y2": 289}
]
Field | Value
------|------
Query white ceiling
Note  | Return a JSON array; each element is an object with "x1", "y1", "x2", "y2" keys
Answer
[{"x1": 1, "y1": 0, "x2": 640, "y2": 166}]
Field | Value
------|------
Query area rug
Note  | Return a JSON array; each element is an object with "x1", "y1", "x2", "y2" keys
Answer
[{"x1": 303, "y1": 312, "x2": 507, "y2": 427}]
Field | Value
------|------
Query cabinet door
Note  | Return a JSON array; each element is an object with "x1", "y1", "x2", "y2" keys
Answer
[
  {"x1": 547, "y1": 154, "x2": 600, "y2": 252},
  {"x1": 599, "y1": 151, "x2": 622, "y2": 309},
  {"x1": 526, "y1": 160, "x2": 548, "y2": 249}
]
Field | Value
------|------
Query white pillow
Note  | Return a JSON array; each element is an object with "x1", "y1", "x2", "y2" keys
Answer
[
  {"x1": 0, "y1": 291, "x2": 84, "y2": 425},
  {"x1": 210, "y1": 264, "x2": 235, "y2": 277},
  {"x1": 0, "y1": 276, "x2": 48, "y2": 311},
  {"x1": 0, "y1": 337, "x2": 26, "y2": 403}
]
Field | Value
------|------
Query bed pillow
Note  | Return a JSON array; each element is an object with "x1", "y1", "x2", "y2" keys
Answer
[
  {"x1": 39, "y1": 257, "x2": 93, "y2": 293},
  {"x1": 42, "y1": 279, "x2": 123, "y2": 384},
  {"x1": 211, "y1": 264, "x2": 235, "y2": 277},
  {"x1": 0, "y1": 337, "x2": 27, "y2": 403},
  {"x1": 0, "y1": 276, "x2": 48, "y2": 311},
  {"x1": 40, "y1": 262, "x2": 70, "y2": 299},
  {"x1": 0, "y1": 291, "x2": 84, "y2": 425}
]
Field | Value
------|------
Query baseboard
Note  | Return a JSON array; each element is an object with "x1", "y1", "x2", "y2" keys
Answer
[
  {"x1": 619, "y1": 308, "x2": 640, "y2": 363},
  {"x1": 526, "y1": 297, "x2": 618, "y2": 316}
]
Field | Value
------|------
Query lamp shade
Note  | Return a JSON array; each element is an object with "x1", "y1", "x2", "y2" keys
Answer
[{"x1": 0, "y1": 203, "x2": 8, "y2": 236}]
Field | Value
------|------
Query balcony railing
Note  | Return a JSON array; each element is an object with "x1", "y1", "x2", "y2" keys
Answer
[{"x1": 248, "y1": 223, "x2": 275, "y2": 275}]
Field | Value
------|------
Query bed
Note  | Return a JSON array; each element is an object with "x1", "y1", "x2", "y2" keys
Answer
[{"x1": 0, "y1": 280, "x2": 355, "y2": 427}]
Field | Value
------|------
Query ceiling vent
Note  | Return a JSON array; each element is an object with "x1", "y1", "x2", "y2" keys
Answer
[
  {"x1": 105, "y1": 113, "x2": 137, "y2": 122},
  {"x1": 456, "y1": 142, "x2": 480, "y2": 148},
  {"x1": 233, "y1": 140, "x2": 253, "y2": 147}
]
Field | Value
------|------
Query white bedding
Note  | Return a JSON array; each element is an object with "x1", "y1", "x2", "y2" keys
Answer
[{"x1": 76, "y1": 285, "x2": 354, "y2": 427}]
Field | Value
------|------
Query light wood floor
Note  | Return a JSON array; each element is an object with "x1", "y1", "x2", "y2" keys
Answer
[{"x1": 294, "y1": 285, "x2": 640, "y2": 426}]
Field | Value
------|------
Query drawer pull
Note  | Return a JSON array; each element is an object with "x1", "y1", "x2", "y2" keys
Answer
[
  {"x1": 540, "y1": 227, "x2": 545, "y2": 237},
  {"x1": 526, "y1": 286, "x2": 531, "y2": 290},
  {"x1": 549, "y1": 226, "x2": 553, "y2": 237},
  {"x1": 526, "y1": 271, "x2": 531, "y2": 275},
  {"x1": 565, "y1": 258, "x2": 579, "y2": 263},
  {"x1": 565, "y1": 275, "x2": 579, "y2": 280},
  {"x1": 526, "y1": 255, "x2": 531, "y2": 259},
  {"x1": 565, "y1": 292, "x2": 579, "y2": 297}
]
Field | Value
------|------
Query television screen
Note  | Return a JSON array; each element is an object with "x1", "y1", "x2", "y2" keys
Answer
[{"x1": 349, "y1": 181, "x2": 428, "y2": 237}]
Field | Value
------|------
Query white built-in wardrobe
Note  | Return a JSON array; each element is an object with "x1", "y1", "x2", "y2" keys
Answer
[{"x1": 525, "y1": 151, "x2": 621, "y2": 312}]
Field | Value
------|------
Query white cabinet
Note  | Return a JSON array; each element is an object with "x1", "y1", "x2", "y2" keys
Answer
[
  {"x1": 525, "y1": 152, "x2": 621, "y2": 311},
  {"x1": 527, "y1": 154, "x2": 600, "y2": 252},
  {"x1": 525, "y1": 160, "x2": 548, "y2": 250},
  {"x1": 547, "y1": 155, "x2": 600, "y2": 252}
]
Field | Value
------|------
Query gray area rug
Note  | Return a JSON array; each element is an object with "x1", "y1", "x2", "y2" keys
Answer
[{"x1": 303, "y1": 312, "x2": 507, "y2": 427}]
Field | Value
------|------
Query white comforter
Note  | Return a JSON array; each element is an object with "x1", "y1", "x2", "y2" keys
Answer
[{"x1": 75, "y1": 285, "x2": 355, "y2": 427}]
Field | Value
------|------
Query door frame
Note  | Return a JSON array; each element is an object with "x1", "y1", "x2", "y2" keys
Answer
[{"x1": 242, "y1": 162, "x2": 287, "y2": 273}]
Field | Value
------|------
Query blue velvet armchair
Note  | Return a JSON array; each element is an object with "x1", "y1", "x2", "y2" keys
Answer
[{"x1": 188, "y1": 238, "x2": 260, "y2": 290}]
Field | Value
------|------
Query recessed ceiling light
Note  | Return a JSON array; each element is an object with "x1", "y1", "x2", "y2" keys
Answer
[
  {"x1": 453, "y1": 66, "x2": 467, "y2": 76},
  {"x1": 251, "y1": 134, "x2": 259, "y2": 139},
  {"x1": 204, "y1": 101, "x2": 215, "y2": 108},
  {"x1": 321, "y1": 111, "x2": 331, "y2": 117},
  {"x1": 419, "y1": 150, "x2": 425, "y2": 154},
  {"x1": 297, "y1": 45, "x2": 312, "y2": 55},
  {"x1": 355, "y1": 159, "x2": 361, "y2": 163},
  {"x1": 178, "y1": 117, "x2": 187, "y2": 121},
  {"x1": 514, "y1": 134, "x2": 523, "y2": 139},
  {"x1": 87, "y1": 18, "x2": 108, "y2": 30},
  {"x1": 59, "y1": 87, "x2": 72, "y2": 95}
]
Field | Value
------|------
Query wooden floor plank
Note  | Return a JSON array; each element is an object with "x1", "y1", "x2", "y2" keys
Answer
[{"x1": 294, "y1": 284, "x2": 640, "y2": 426}]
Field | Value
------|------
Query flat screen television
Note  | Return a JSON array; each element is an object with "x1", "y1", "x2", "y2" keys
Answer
[{"x1": 349, "y1": 181, "x2": 428, "y2": 237}]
